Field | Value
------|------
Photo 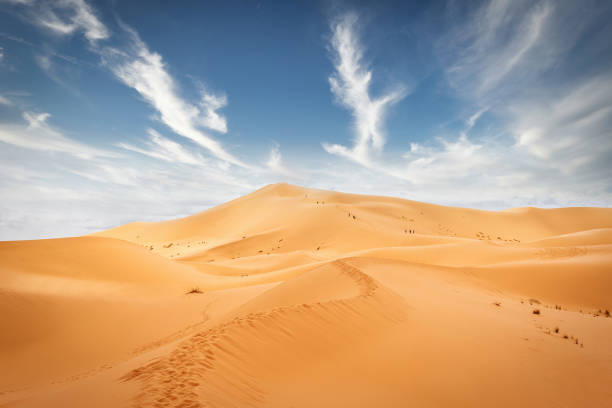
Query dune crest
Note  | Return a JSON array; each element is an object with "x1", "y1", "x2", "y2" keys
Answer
[{"x1": 1, "y1": 183, "x2": 611, "y2": 407}]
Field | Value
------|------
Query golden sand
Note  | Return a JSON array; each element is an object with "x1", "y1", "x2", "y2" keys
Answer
[{"x1": 1, "y1": 183, "x2": 611, "y2": 407}]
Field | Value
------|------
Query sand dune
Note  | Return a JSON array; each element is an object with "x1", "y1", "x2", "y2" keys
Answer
[{"x1": 1, "y1": 183, "x2": 611, "y2": 407}]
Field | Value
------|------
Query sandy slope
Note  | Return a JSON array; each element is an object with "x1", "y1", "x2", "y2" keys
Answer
[{"x1": 1, "y1": 183, "x2": 611, "y2": 407}]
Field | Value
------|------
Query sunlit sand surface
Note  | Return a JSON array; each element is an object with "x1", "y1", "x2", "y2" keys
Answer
[{"x1": 1, "y1": 183, "x2": 611, "y2": 407}]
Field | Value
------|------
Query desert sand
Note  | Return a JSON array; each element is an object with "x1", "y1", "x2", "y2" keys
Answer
[{"x1": 1, "y1": 182, "x2": 611, "y2": 407}]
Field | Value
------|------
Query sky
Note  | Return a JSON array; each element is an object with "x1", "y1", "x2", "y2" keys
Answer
[{"x1": 0, "y1": 0, "x2": 611, "y2": 240}]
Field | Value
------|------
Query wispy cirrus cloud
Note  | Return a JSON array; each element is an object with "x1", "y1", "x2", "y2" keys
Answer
[
  {"x1": 439, "y1": 0, "x2": 612, "y2": 178},
  {"x1": 265, "y1": 144, "x2": 299, "y2": 178},
  {"x1": 323, "y1": 12, "x2": 406, "y2": 166},
  {"x1": 30, "y1": 0, "x2": 109, "y2": 44},
  {"x1": 0, "y1": 0, "x2": 272, "y2": 240},
  {"x1": 0, "y1": 105, "x2": 261, "y2": 240},
  {"x1": 118, "y1": 128, "x2": 207, "y2": 166},
  {"x1": 358, "y1": 0, "x2": 610, "y2": 206},
  {"x1": 198, "y1": 89, "x2": 228, "y2": 134},
  {"x1": 3, "y1": 0, "x2": 247, "y2": 168},
  {"x1": 0, "y1": 0, "x2": 35, "y2": 5},
  {"x1": 443, "y1": 0, "x2": 553, "y2": 101},
  {"x1": 513, "y1": 74, "x2": 612, "y2": 174},
  {"x1": 101, "y1": 26, "x2": 248, "y2": 168},
  {"x1": 312, "y1": 1, "x2": 612, "y2": 209},
  {"x1": 0, "y1": 111, "x2": 117, "y2": 159}
]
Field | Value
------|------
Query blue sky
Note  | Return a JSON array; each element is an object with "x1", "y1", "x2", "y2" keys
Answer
[{"x1": 1, "y1": 0, "x2": 611, "y2": 239}]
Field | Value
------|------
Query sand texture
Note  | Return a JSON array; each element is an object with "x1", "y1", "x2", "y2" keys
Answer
[{"x1": 1, "y1": 183, "x2": 611, "y2": 407}]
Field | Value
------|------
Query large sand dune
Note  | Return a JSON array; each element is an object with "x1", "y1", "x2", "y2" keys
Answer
[{"x1": 1, "y1": 183, "x2": 611, "y2": 407}]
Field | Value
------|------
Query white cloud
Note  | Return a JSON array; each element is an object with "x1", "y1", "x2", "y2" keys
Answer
[
  {"x1": 0, "y1": 32, "x2": 33, "y2": 46},
  {"x1": 0, "y1": 0, "x2": 35, "y2": 4},
  {"x1": 0, "y1": 101, "x2": 274, "y2": 240},
  {"x1": 266, "y1": 144, "x2": 298, "y2": 178},
  {"x1": 323, "y1": 12, "x2": 406, "y2": 166},
  {"x1": 0, "y1": 95, "x2": 12, "y2": 106},
  {"x1": 101, "y1": 27, "x2": 247, "y2": 168},
  {"x1": 8, "y1": 0, "x2": 246, "y2": 168},
  {"x1": 0, "y1": 117, "x2": 263, "y2": 240},
  {"x1": 402, "y1": 0, "x2": 612, "y2": 204},
  {"x1": 32, "y1": 0, "x2": 109, "y2": 44},
  {"x1": 0, "y1": 0, "x2": 277, "y2": 240},
  {"x1": 400, "y1": 133, "x2": 489, "y2": 185},
  {"x1": 438, "y1": 0, "x2": 612, "y2": 180},
  {"x1": 466, "y1": 107, "x2": 488, "y2": 131},
  {"x1": 118, "y1": 128, "x2": 207, "y2": 166},
  {"x1": 513, "y1": 75, "x2": 612, "y2": 173},
  {"x1": 35, "y1": 54, "x2": 51, "y2": 71},
  {"x1": 198, "y1": 91, "x2": 228, "y2": 133},
  {"x1": 443, "y1": 0, "x2": 553, "y2": 101},
  {"x1": 4, "y1": 0, "x2": 252, "y2": 168},
  {"x1": 0, "y1": 111, "x2": 117, "y2": 159}
]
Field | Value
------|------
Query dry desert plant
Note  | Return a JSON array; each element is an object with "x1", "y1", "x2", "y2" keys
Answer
[{"x1": 187, "y1": 287, "x2": 203, "y2": 295}]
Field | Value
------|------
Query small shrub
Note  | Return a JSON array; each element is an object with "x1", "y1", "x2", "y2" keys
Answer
[
  {"x1": 563, "y1": 334, "x2": 569, "y2": 339},
  {"x1": 532, "y1": 309, "x2": 541, "y2": 315},
  {"x1": 554, "y1": 327, "x2": 559, "y2": 334},
  {"x1": 187, "y1": 287, "x2": 203, "y2": 295}
]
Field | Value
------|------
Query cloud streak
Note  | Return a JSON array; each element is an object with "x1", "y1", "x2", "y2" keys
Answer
[
  {"x1": 323, "y1": 13, "x2": 406, "y2": 166},
  {"x1": 4, "y1": 0, "x2": 247, "y2": 168},
  {"x1": 265, "y1": 144, "x2": 299, "y2": 178},
  {"x1": 441, "y1": 0, "x2": 612, "y2": 180},
  {"x1": 41, "y1": 0, "x2": 108, "y2": 43},
  {"x1": 0, "y1": 111, "x2": 117, "y2": 159},
  {"x1": 513, "y1": 74, "x2": 612, "y2": 174},
  {"x1": 101, "y1": 26, "x2": 247, "y2": 168},
  {"x1": 118, "y1": 129, "x2": 207, "y2": 166},
  {"x1": 444, "y1": 0, "x2": 553, "y2": 100},
  {"x1": 23, "y1": 0, "x2": 110, "y2": 44}
]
